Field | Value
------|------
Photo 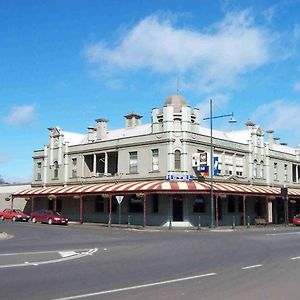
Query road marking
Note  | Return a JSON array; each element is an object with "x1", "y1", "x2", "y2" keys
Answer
[
  {"x1": 50, "y1": 273, "x2": 217, "y2": 300},
  {"x1": 242, "y1": 264, "x2": 262, "y2": 270},
  {"x1": 266, "y1": 232, "x2": 300, "y2": 236},
  {"x1": 290, "y1": 256, "x2": 300, "y2": 260},
  {"x1": 0, "y1": 248, "x2": 96, "y2": 257},
  {"x1": 59, "y1": 251, "x2": 77, "y2": 258},
  {"x1": 0, "y1": 248, "x2": 98, "y2": 269}
]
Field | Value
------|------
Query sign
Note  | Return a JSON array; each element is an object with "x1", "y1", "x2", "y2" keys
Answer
[
  {"x1": 115, "y1": 195, "x2": 124, "y2": 205},
  {"x1": 192, "y1": 152, "x2": 209, "y2": 167},
  {"x1": 199, "y1": 165, "x2": 209, "y2": 177},
  {"x1": 166, "y1": 174, "x2": 193, "y2": 181},
  {"x1": 199, "y1": 153, "x2": 208, "y2": 165},
  {"x1": 213, "y1": 157, "x2": 219, "y2": 176}
]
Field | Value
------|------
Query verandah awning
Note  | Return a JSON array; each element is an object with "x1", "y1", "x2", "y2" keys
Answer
[{"x1": 12, "y1": 181, "x2": 300, "y2": 197}]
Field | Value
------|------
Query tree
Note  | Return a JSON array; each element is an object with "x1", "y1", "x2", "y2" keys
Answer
[{"x1": 0, "y1": 175, "x2": 6, "y2": 184}]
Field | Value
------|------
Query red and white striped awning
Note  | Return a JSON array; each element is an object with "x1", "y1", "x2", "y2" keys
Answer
[{"x1": 12, "y1": 181, "x2": 300, "y2": 197}]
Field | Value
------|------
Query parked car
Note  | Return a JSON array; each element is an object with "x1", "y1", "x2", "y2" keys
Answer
[
  {"x1": 0, "y1": 208, "x2": 30, "y2": 222},
  {"x1": 31, "y1": 209, "x2": 68, "y2": 225},
  {"x1": 293, "y1": 215, "x2": 300, "y2": 226}
]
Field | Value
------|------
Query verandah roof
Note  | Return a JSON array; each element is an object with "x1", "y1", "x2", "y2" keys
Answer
[{"x1": 12, "y1": 181, "x2": 300, "y2": 197}]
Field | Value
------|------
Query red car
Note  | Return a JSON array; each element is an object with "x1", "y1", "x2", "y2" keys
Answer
[
  {"x1": 293, "y1": 215, "x2": 300, "y2": 226},
  {"x1": 31, "y1": 209, "x2": 68, "y2": 225},
  {"x1": 0, "y1": 208, "x2": 30, "y2": 222}
]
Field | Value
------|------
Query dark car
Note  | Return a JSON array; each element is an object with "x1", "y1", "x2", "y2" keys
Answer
[
  {"x1": 293, "y1": 215, "x2": 300, "y2": 226},
  {"x1": 0, "y1": 208, "x2": 30, "y2": 222},
  {"x1": 31, "y1": 209, "x2": 68, "y2": 225}
]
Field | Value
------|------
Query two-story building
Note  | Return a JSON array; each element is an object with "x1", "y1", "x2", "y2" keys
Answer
[{"x1": 13, "y1": 95, "x2": 300, "y2": 227}]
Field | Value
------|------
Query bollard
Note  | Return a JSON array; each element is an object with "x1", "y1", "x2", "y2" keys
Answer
[
  {"x1": 247, "y1": 215, "x2": 250, "y2": 228},
  {"x1": 198, "y1": 216, "x2": 201, "y2": 230},
  {"x1": 232, "y1": 216, "x2": 235, "y2": 229},
  {"x1": 168, "y1": 216, "x2": 172, "y2": 230},
  {"x1": 127, "y1": 215, "x2": 131, "y2": 228}
]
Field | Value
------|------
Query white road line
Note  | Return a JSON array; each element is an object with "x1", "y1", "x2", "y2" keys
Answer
[
  {"x1": 290, "y1": 256, "x2": 300, "y2": 260},
  {"x1": 50, "y1": 273, "x2": 217, "y2": 300},
  {"x1": 0, "y1": 248, "x2": 98, "y2": 269},
  {"x1": 266, "y1": 232, "x2": 300, "y2": 236},
  {"x1": 242, "y1": 264, "x2": 263, "y2": 270},
  {"x1": 0, "y1": 248, "x2": 95, "y2": 257}
]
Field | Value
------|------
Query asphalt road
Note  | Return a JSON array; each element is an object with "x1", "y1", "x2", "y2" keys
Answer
[{"x1": 1, "y1": 221, "x2": 300, "y2": 300}]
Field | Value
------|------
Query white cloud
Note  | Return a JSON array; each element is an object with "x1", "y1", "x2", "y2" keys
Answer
[
  {"x1": 5, "y1": 104, "x2": 35, "y2": 125},
  {"x1": 84, "y1": 10, "x2": 271, "y2": 91},
  {"x1": 251, "y1": 100, "x2": 300, "y2": 145}
]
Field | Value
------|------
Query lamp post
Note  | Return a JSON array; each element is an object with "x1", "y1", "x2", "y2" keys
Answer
[{"x1": 203, "y1": 99, "x2": 236, "y2": 228}]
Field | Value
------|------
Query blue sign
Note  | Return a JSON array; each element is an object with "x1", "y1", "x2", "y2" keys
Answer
[{"x1": 213, "y1": 157, "x2": 219, "y2": 176}]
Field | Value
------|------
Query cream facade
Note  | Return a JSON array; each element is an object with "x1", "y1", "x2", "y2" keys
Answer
[{"x1": 26, "y1": 95, "x2": 300, "y2": 227}]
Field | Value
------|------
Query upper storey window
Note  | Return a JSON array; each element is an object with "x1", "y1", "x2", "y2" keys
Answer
[
  {"x1": 37, "y1": 162, "x2": 42, "y2": 181},
  {"x1": 129, "y1": 151, "x2": 138, "y2": 173},
  {"x1": 152, "y1": 149, "x2": 159, "y2": 171},
  {"x1": 174, "y1": 150, "x2": 181, "y2": 171},
  {"x1": 53, "y1": 161, "x2": 59, "y2": 179}
]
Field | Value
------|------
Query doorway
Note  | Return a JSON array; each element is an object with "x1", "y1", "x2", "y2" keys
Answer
[{"x1": 173, "y1": 198, "x2": 183, "y2": 221}]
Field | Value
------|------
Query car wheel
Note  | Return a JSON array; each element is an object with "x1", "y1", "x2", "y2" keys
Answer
[
  {"x1": 12, "y1": 217, "x2": 16, "y2": 222},
  {"x1": 48, "y1": 219, "x2": 53, "y2": 225},
  {"x1": 31, "y1": 217, "x2": 37, "y2": 223},
  {"x1": 0, "y1": 216, "x2": 4, "y2": 221}
]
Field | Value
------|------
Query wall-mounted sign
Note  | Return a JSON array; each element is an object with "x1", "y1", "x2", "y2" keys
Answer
[{"x1": 166, "y1": 174, "x2": 194, "y2": 181}]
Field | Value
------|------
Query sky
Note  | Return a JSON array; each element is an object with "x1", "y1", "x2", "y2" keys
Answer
[{"x1": 1, "y1": 0, "x2": 300, "y2": 183}]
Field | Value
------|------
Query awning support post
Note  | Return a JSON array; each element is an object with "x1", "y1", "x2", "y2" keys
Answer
[
  {"x1": 143, "y1": 193, "x2": 147, "y2": 227},
  {"x1": 215, "y1": 194, "x2": 219, "y2": 227},
  {"x1": 108, "y1": 194, "x2": 112, "y2": 227},
  {"x1": 11, "y1": 195, "x2": 14, "y2": 210},
  {"x1": 79, "y1": 194, "x2": 83, "y2": 224},
  {"x1": 31, "y1": 196, "x2": 35, "y2": 214},
  {"x1": 243, "y1": 195, "x2": 246, "y2": 226}
]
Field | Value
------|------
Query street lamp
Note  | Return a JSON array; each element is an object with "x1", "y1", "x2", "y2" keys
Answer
[{"x1": 203, "y1": 99, "x2": 236, "y2": 228}]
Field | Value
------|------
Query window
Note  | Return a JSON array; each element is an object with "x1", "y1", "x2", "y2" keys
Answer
[
  {"x1": 129, "y1": 151, "x2": 138, "y2": 173},
  {"x1": 274, "y1": 163, "x2": 278, "y2": 180},
  {"x1": 152, "y1": 194, "x2": 159, "y2": 213},
  {"x1": 193, "y1": 197, "x2": 206, "y2": 213},
  {"x1": 228, "y1": 196, "x2": 235, "y2": 213},
  {"x1": 253, "y1": 160, "x2": 257, "y2": 178},
  {"x1": 236, "y1": 166, "x2": 243, "y2": 177},
  {"x1": 260, "y1": 161, "x2": 264, "y2": 178},
  {"x1": 151, "y1": 149, "x2": 159, "y2": 171},
  {"x1": 95, "y1": 196, "x2": 104, "y2": 212},
  {"x1": 174, "y1": 150, "x2": 181, "y2": 171},
  {"x1": 238, "y1": 197, "x2": 243, "y2": 212},
  {"x1": 129, "y1": 197, "x2": 143, "y2": 213},
  {"x1": 72, "y1": 158, "x2": 77, "y2": 178},
  {"x1": 37, "y1": 162, "x2": 42, "y2": 180},
  {"x1": 53, "y1": 161, "x2": 59, "y2": 179}
]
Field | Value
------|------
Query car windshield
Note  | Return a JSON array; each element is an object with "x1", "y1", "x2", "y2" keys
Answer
[
  {"x1": 48, "y1": 211, "x2": 61, "y2": 216},
  {"x1": 13, "y1": 209, "x2": 22, "y2": 213}
]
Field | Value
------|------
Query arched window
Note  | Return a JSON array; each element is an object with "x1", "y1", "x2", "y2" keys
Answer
[
  {"x1": 253, "y1": 160, "x2": 257, "y2": 178},
  {"x1": 174, "y1": 150, "x2": 181, "y2": 171},
  {"x1": 54, "y1": 161, "x2": 59, "y2": 179},
  {"x1": 260, "y1": 161, "x2": 264, "y2": 178}
]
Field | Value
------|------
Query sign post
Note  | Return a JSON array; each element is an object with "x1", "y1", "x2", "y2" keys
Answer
[{"x1": 115, "y1": 195, "x2": 124, "y2": 225}]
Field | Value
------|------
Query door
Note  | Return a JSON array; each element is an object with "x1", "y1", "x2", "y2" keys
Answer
[{"x1": 173, "y1": 198, "x2": 183, "y2": 221}]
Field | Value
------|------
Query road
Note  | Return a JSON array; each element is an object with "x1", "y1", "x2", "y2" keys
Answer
[{"x1": 1, "y1": 222, "x2": 300, "y2": 300}]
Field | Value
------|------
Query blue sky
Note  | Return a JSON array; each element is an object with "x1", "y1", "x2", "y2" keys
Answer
[{"x1": 1, "y1": 0, "x2": 300, "y2": 183}]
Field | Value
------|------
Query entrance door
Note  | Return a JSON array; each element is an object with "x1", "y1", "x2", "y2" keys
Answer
[{"x1": 173, "y1": 198, "x2": 183, "y2": 221}]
